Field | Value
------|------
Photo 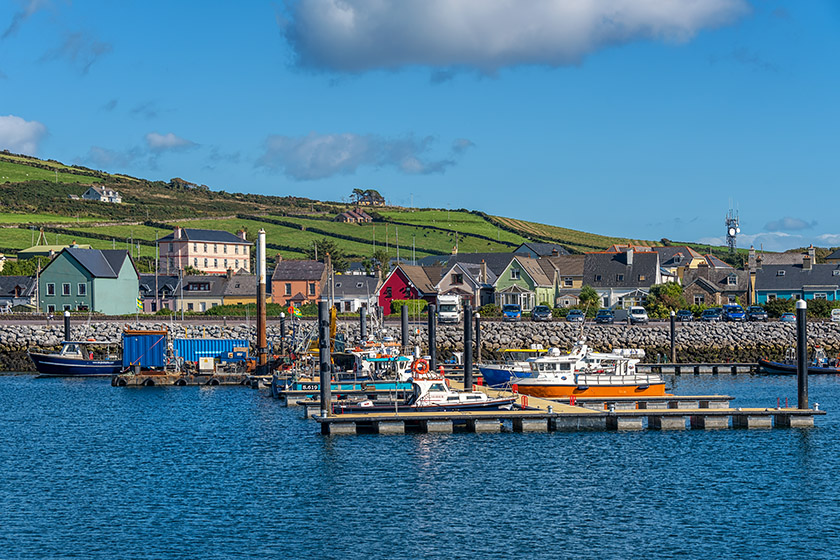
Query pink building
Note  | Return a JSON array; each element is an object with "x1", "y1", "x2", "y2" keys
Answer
[{"x1": 158, "y1": 227, "x2": 252, "y2": 275}]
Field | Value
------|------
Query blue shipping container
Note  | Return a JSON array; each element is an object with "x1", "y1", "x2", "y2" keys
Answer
[
  {"x1": 173, "y1": 339, "x2": 250, "y2": 363},
  {"x1": 122, "y1": 330, "x2": 167, "y2": 369}
]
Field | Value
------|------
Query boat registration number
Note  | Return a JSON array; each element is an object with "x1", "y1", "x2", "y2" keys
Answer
[{"x1": 299, "y1": 384, "x2": 319, "y2": 391}]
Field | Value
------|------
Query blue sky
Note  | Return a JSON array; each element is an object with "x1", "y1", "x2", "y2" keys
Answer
[{"x1": 1, "y1": 0, "x2": 838, "y2": 251}]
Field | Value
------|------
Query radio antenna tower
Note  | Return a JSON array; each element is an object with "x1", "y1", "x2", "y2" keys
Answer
[{"x1": 725, "y1": 204, "x2": 740, "y2": 255}]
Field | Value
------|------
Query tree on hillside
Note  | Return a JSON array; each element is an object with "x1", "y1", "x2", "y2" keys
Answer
[
  {"x1": 0, "y1": 258, "x2": 39, "y2": 276},
  {"x1": 351, "y1": 188, "x2": 364, "y2": 204},
  {"x1": 305, "y1": 237, "x2": 349, "y2": 273}
]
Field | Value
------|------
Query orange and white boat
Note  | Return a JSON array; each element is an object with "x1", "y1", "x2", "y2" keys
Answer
[{"x1": 509, "y1": 342, "x2": 667, "y2": 398}]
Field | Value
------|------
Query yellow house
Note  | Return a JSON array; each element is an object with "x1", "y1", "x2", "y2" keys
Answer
[{"x1": 223, "y1": 274, "x2": 257, "y2": 306}]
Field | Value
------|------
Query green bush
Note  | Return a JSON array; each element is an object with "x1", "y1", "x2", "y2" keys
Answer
[
  {"x1": 478, "y1": 303, "x2": 500, "y2": 317},
  {"x1": 552, "y1": 307, "x2": 569, "y2": 318},
  {"x1": 764, "y1": 298, "x2": 795, "y2": 318},
  {"x1": 391, "y1": 299, "x2": 428, "y2": 315}
]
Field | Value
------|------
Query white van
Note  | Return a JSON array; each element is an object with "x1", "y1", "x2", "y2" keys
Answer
[
  {"x1": 629, "y1": 306, "x2": 649, "y2": 325},
  {"x1": 831, "y1": 309, "x2": 840, "y2": 323}
]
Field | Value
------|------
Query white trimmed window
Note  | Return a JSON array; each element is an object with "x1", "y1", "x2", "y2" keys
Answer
[
  {"x1": 78, "y1": 283, "x2": 87, "y2": 296},
  {"x1": 46, "y1": 283, "x2": 55, "y2": 296},
  {"x1": 62, "y1": 283, "x2": 71, "y2": 296}
]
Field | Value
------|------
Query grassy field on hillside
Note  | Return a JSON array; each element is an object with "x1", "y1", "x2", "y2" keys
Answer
[
  {"x1": 0, "y1": 160, "x2": 102, "y2": 185},
  {"x1": 490, "y1": 216, "x2": 647, "y2": 252},
  {"x1": 0, "y1": 213, "x2": 98, "y2": 224},
  {"x1": 0, "y1": 227, "x2": 157, "y2": 257},
  {"x1": 73, "y1": 224, "x2": 170, "y2": 242},
  {"x1": 377, "y1": 209, "x2": 525, "y2": 245}
]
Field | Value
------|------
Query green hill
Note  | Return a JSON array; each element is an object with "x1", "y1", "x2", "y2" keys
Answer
[{"x1": 0, "y1": 151, "x2": 744, "y2": 268}]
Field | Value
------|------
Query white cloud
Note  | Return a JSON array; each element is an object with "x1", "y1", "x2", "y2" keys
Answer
[
  {"x1": 764, "y1": 216, "x2": 817, "y2": 231},
  {"x1": 281, "y1": 0, "x2": 749, "y2": 72},
  {"x1": 0, "y1": 114, "x2": 47, "y2": 154},
  {"x1": 256, "y1": 132, "x2": 470, "y2": 180},
  {"x1": 145, "y1": 132, "x2": 197, "y2": 152}
]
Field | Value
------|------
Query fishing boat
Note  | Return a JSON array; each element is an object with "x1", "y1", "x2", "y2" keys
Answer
[
  {"x1": 758, "y1": 346, "x2": 840, "y2": 375},
  {"x1": 478, "y1": 346, "x2": 547, "y2": 387},
  {"x1": 508, "y1": 343, "x2": 666, "y2": 398},
  {"x1": 335, "y1": 364, "x2": 517, "y2": 414},
  {"x1": 29, "y1": 340, "x2": 123, "y2": 377}
]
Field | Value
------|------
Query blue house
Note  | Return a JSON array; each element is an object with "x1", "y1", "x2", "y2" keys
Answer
[
  {"x1": 38, "y1": 248, "x2": 139, "y2": 314},
  {"x1": 753, "y1": 261, "x2": 840, "y2": 304}
]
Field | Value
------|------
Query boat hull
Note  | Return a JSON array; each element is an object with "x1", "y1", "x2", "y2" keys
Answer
[
  {"x1": 336, "y1": 397, "x2": 517, "y2": 414},
  {"x1": 511, "y1": 382, "x2": 667, "y2": 399},
  {"x1": 29, "y1": 352, "x2": 123, "y2": 377},
  {"x1": 479, "y1": 365, "x2": 534, "y2": 388},
  {"x1": 758, "y1": 358, "x2": 840, "y2": 375}
]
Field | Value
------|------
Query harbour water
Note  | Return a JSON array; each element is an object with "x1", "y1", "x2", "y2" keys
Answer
[{"x1": 2, "y1": 373, "x2": 839, "y2": 559}]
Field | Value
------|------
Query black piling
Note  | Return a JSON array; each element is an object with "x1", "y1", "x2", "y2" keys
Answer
[
  {"x1": 401, "y1": 305, "x2": 409, "y2": 354},
  {"x1": 279, "y1": 312, "x2": 286, "y2": 354},
  {"x1": 427, "y1": 303, "x2": 437, "y2": 372},
  {"x1": 475, "y1": 311, "x2": 482, "y2": 364},
  {"x1": 463, "y1": 304, "x2": 473, "y2": 389},
  {"x1": 360, "y1": 307, "x2": 367, "y2": 340},
  {"x1": 796, "y1": 299, "x2": 808, "y2": 409},
  {"x1": 318, "y1": 300, "x2": 331, "y2": 418},
  {"x1": 670, "y1": 310, "x2": 676, "y2": 363},
  {"x1": 63, "y1": 311, "x2": 70, "y2": 342}
]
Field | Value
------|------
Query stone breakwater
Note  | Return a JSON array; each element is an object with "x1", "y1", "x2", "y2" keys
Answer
[{"x1": 2, "y1": 320, "x2": 839, "y2": 371}]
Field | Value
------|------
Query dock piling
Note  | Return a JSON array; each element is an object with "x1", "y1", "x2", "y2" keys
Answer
[
  {"x1": 279, "y1": 312, "x2": 286, "y2": 354},
  {"x1": 360, "y1": 307, "x2": 367, "y2": 340},
  {"x1": 318, "y1": 300, "x2": 331, "y2": 420},
  {"x1": 63, "y1": 311, "x2": 70, "y2": 341},
  {"x1": 474, "y1": 311, "x2": 482, "y2": 364},
  {"x1": 796, "y1": 299, "x2": 808, "y2": 409},
  {"x1": 670, "y1": 310, "x2": 676, "y2": 363},
  {"x1": 427, "y1": 303, "x2": 437, "y2": 372},
  {"x1": 401, "y1": 305, "x2": 409, "y2": 354},
  {"x1": 463, "y1": 304, "x2": 473, "y2": 389},
  {"x1": 257, "y1": 229, "x2": 268, "y2": 373}
]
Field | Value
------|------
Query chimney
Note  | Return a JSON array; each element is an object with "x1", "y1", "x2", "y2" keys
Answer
[
  {"x1": 624, "y1": 247, "x2": 634, "y2": 266},
  {"x1": 174, "y1": 226, "x2": 182, "y2": 240},
  {"x1": 808, "y1": 245, "x2": 816, "y2": 262},
  {"x1": 748, "y1": 246, "x2": 756, "y2": 270},
  {"x1": 226, "y1": 268, "x2": 233, "y2": 279},
  {"x1": 481, "y1": 260, "x2": 487, "y2": 284},
  {"x1": 551, "y1": 248, "x2": 559, "y2": 256},
  {"x1": 756, "y1": 254, "x2": 763, "y2": 270},
  {"x1": 238, "y1": 229, "x2": 247, "y2": 241},
  {"x1": 804, "y1": 254, "x2": 813, "y2": 271},
  {"x1": 275, "y1": 254, "x2": 283, "y2": 265}
]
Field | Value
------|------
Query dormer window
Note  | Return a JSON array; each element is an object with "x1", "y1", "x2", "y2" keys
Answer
[
  {"x1": 727, "y1": 274, "x2": 737, "y2": 286},
  {"x1": 510, "y1": 269, "x2": 520, "y2": 280},
  {"x1": 834, "y1": 270, "x2": 840, "y2": 276},
  {"x1": 674, "y1": 255, "x2": 682, "y2": 264},
  {"x1": 356, "y1": 282, "x2": 363, "y2": 288},
  {"x1": 777, "y1": 270, "x2": 785, "y2": 277}
]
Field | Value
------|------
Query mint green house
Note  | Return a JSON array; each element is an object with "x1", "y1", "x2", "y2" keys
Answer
[
  {"x1": 493, "y1": 256, "x2": 553, "y2": 311},
  {"x1": 38, "y1": 248, "x2": 139, "y2": 315}
]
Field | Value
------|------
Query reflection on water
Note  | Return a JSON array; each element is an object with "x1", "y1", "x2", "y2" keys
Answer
[{"x1": 1, "y1": 373, "x2": 839, "y2": 559}]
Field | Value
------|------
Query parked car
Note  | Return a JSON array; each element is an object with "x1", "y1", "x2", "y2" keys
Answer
[
  {"x1": 502, "y1": 304, "x2": 522, "y2": 322},
  {"x1": 595, "y1": 309, "x2": 614, "y2": 324},
  {"x1": 629, "y1": 306, "x2": 649, "y2": 325},
  {"x1": 566, "y1": 309, "x2": 585, "y2": 323},
  {"x1": 675, "y1": 309, "x2": 694, "y2": 322},
  {"x1": 748, "y1": 306, "x2": 768, "y2": 322},
  {"x1": 700, "y1": 308, "x2": 723, "y2": 322},
  {"x1": 832, "y1": 309, "x2": 840, "y2": 323},
  {"x1": 531, "y1": 305, "x2": 552, "y2": 322},
  {"x1": 723, "y1": 303, "x2": 747, "y2": 322},
  {"x1": 780, "y1": 312, "x2": 796, "y2": 323}
]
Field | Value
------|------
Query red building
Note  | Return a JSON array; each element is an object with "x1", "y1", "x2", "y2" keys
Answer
[{"x1": 377, "y1": 265, "x2": 439, "y2": 315}]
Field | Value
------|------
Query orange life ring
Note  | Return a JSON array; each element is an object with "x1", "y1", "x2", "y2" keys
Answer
[{"x1": 411, "y1": 359, "x2": 430, "y2": 375}]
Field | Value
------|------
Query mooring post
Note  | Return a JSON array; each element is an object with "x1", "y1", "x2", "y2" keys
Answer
[
  {"x1": 474, "y1": 311, "x2": 482, "y2": 364},
  {"x1": 463, "y1": 304, "x2": 473, "y2": 389},
  {"x1": 318, "y1": 300, "x2": 331, "y2": 418},
  {"x1": 63, "y1": 311, "x2": 70, "y2": 342},
  {"x1": 257, "y1": 229, "x2": 268, "y2": 373},
  {"x1": 670, "y1": 310, "x2": 676, "y2": 363},
  {"x1": 796, "y1": 299, "x2": 808, "y2": 409},
  {"x1": 401, "y1": 305, "x2": 409, "y2": 354},
  {"x1": 279, "y1": 312, "x2": 286, "y2": 354},
  {"x1": 360, "y1": 306, "x2": 367, "y2": 341},
  {"x1": 427, "y1": 303, "x2": 437, "y2": 372}
]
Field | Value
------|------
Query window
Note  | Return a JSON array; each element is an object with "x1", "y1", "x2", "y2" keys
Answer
[
  {"x1": 638, "y1": 275, "x2": 646, "y2": 282},
  {"x1": 46, "y1": 283, "x2": 55, "y2": 296},
  {"x1": 727, "y1": 274, "x2": 737, "y2": 286},
  {"x1": 308, "y1": 282, "x2": 316, "y2": 296},
  {"x1": 674, "y1": 255, "x2": 682, "y2": 264},
  {"x1": 777, "y1": 270, "x2": 785, "y2": 276},
  {"x1": 386, "y1": 287, "x2": 392, "y2": 298},
  {"x1": 203, "y1": 244, "x2": 208, "y2": 252},
  {"x1": 223, "y1": 245, "x2": 227, "y2": 254},
  {"x1": 510, "y1": 269, "x2": 520, "y2": 280},
  {"x1": 200, "y1": 302, "x2": 207, "y2": 312},
  {"x1": 224, "y1": 259, "x2": 229, "y2": 269},
  {"x1": 563, "y1": 277, "x2": 573, "y2": 287},
  {"x1": 77, "y1": 304, "x2": 89, "y2": 311},
  {"x1": 694, "y1": 295, "x2": 705, "y2": 305},
  {"x1": 214, "y1": 244, "x2": 218, "y2": 253},
  {"x1": 62, "y1": 283, "x2": 71, "y2": 296},
  {"x1": 235, "y1": 246, "x2": 239, "y2": 255},
  {"x1": 814, "y1": 293, "x2": 827, "y2": 300},
  {"x1": 452, "y1": 273, "x2": 464, "y2": 284},
  {"x1": 728, "y1": 295, "x2": 737, "y2": 303},
  {"x1": 285, "y1": 283, "x2": 292, "y2": 296},
  {"x1": 63, "y1": 304, "x2": 71, "y2": 311},
  {"x1": 213, "y1": 259, "x2": 218, "y2": 268},
  {"x1": 193, "y1": 243, "x2": 198, "y2": 252},
  {"x1": 834, "y1": 270, "x2": 840, "y2": 276},
  {"x1": 767, "y1": 294, "x2": 777, "y2": 301},
  {"x1": 194, "y1": 258, "x2": 198, "y2": 267},
  {"x1": 187, "y1": 303, "x2": 194, "y2": 311},
  {"x1": 78, "y1": 283, "x2": 86, "y2": 296},
  {"x1": 168, "y1": 244, "x2": 173, "y2": 254},
  {"x1": 594, "y1": 275, "x2": 602, "y2": 282},
  {"x1": 47, "y1": 304, "x2": 55, "y2": 313},
  {"x1": 204, "y1": 258, "x2": 208, "y2": 268},
  {"x1": 616, "y1": 274, "x2": 624, "y2": 282}
]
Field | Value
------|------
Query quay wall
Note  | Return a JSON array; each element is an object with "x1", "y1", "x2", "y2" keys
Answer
[{"x1": 2, "y1": 320, "x2": 839, "y2": 371}]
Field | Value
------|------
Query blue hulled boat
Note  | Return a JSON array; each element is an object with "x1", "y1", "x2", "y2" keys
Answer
[
  {"x1": 29, "y1": 341, "x2": 123, "y2": 377},
  {"x1": 758, "y1": 346, "x2": 840, "y2": 375}
]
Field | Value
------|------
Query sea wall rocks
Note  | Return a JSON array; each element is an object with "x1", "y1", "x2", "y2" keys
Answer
[{"x1": 2, "y1": 319, "x2": 839, "y2": 371}]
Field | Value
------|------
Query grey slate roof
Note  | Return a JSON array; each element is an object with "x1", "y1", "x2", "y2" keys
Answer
[
  {"x1": 139, "y1": 274, "x2": 180, "y2": 296},
  {"x1": 159, "y1": 228, "x2": 250, "y2": 244},
  {"x1": 447, "y1": 252, "x2": 517, "y2": 277},
  {"x1": 515, "y1": 242, "x2": 571, "y2": 257},
  {"x1": 583, "y1": 251, "x2": 660, "y2": 288},
  {"x1": 181, "y1": 275, "x2": 228, "y2": 297},
  {"x1": 683, "y1": 268, "x2": 748, "y2": 293},
  {"x1": 397, "y1": 265, "x2": 438, "y2": 294},
  {"x1": 65, "y1": 248, "x2": 131, "y2": 278},
  {"x1": 827, "y1": 248, "x2": 840, "y2": 261},
  {"x1": 754, "y1": 264, "x2": 840, "y2": 291},
  {"x1": 755, "y1": 252, "x2": 804, "y2": 266},
  {"x1": 333, "y1": 275, "x2": 379, "y2": 298},
  {"x1": 271, "y1": 260, "x2": 326, "y2": 282},
  {"x1": 0, "y1": 275, "x2": 36, "y2": 297},
  {"x1": 653, "y1": 246, "x2": 702, "y2": 267},
  {"x1": 223, "y1": 274, "x2": 256, "y2": 297},
  {"x1": 542, "y1": 255, "x2": 585, "y2": 277}
]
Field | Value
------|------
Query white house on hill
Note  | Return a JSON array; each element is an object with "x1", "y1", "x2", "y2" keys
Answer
[{"x1": 82, "y1": 186, "x2": 122, "y2": 203}]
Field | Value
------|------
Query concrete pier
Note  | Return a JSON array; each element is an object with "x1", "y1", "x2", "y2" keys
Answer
[{"x1": 649, "y1": 416, "x2": 686, "y2": 430}]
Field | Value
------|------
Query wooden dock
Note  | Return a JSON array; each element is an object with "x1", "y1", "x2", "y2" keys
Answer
[
  {"x1": 111, "y1": 372, "x2": 251, "y2": 387},
  {"x1": 314, "y1": 379, "x2": 823, "y2": 434},
  {"x1": 636, "y1": 363, "x2": 758, "y2": 374}
]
